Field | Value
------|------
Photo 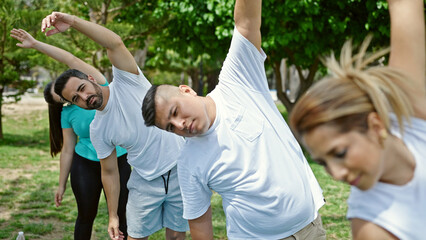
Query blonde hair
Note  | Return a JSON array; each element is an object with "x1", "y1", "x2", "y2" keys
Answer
[{"x1": 290, "y1": 36, "x2": 413, "y2": 139}]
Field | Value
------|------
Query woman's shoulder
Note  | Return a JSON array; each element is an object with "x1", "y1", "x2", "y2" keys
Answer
[
  {"x1": 62, "y1": 104, "x2": 78, "y2": 112},
  {"x1": 412, "y1": 97, "x2": 426, "y2": 120},
  {"x1": 62, "y1": 104, "x2": 94, "y2": 116}
]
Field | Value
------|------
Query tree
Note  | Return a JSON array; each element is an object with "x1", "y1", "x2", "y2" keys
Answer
[
  {"x1": 262, "y1": 0, "x2": 390, "y2": 112},
  {"x1": 144, "y1": 0, "x2": 235, "y2": 95},
  {"x1": 0, "y1": 1, "x2": 47, "y2": 139}
]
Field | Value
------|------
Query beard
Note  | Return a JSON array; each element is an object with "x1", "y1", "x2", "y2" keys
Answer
[{"x1": 86, "y1": 81, "x2": 103, "y2": 109}]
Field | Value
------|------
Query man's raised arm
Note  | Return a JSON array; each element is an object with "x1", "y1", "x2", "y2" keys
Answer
[
  {"x1": 234, "y1": 0, "x2": 262, "y2": 51},
  {"x1": 388, "y1": 0, "x2": 425, "y2": 93},
  {"x1": 41, "y1": 12, "x2": 138, "y2": 75}
]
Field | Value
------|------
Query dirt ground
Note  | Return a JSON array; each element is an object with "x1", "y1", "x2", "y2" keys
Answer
[
  {"x1": 0, "y1": 93, "x2": 51, "y2": 185},
  {"x1": 0, "y1": 94, "x2": 64, "y2": 239},
  {"x1": 2, "y1": 93, "x2": 48, "y2": 115}
]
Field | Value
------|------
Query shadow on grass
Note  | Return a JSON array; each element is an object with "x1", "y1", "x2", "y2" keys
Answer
[
  {"x1": 321, "y1": 214, "x2": 348, "y2": 223},
  {"x1": 0, "y1": 172, "x2": 69, "y2": 239},
  {"x1": 0, "y1": 128, "x2": 49, "y2": 150}
]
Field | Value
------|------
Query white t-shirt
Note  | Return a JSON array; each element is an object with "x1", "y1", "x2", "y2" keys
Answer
[
  {"x1": 347, "y1": 115, "x2": 426, "y2": 239},
  {"x1": 90, "y1": 67, "x2": 185, "y2": 181},
  {"x1": 178, "y1": 27, "x2": 324, "y2": 239}
]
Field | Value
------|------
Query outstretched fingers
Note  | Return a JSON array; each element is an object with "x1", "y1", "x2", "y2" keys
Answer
[
  {"x1": 41, "y1": 12, "x2": 59, "y2": 33},
  {"x1": 10, "y1": 29, "x2": 22, "y2": 40},
  {"x1": 11, "y1": 28, "x2": 27, "y2": 38},
  {"x1": 41, "y1": 12, "x2": 72, "y2": 37},
  {"x1": 10, "y1": 28, "x2": 36, "y2": 48},
  {"x1": 41, "y1": 15, "x2": 52, "y2": 32},
  {"x1": 10, "y1": 29, "x2": 25, "y2": 46}
]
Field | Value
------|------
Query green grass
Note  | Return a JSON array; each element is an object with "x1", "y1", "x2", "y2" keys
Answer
[{"x1": 0, "y1": 105, "x2": 350, "y2": 239}]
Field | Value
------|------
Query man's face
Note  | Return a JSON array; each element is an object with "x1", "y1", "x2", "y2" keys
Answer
[
  {"x1": 154, "y1": 85, "x2": 212, "y2": 137},
  {"x1": 61, "y1": 76, "x2": 103, "y2": 110}
]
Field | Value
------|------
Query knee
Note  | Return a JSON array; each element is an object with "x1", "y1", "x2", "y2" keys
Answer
[
  {"x1": 166, "y1": 230, "x2": 186, "y2": 240},
  {"x1": 76, "y1": 211, "x2": 97, "y2": 223}
]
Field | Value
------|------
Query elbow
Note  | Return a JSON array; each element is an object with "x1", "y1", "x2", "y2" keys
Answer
[
  {"x1": 109, "y1": 35, "x2": 125, "y2": 50},
  {"x1": 100, "y1": 160, "x2": 118, "y2": 176},
  {"x1": 101, "y1": 164, "x2": 115, "y2": 176},
  {"x1": 234, "y1": 17, "x2": 248, "y2": 30},
  {"x1": 234, "y1": 18, "x2": 261, "y2": 36},
  {"x1": 68, "y1": 55, "x2": 81, "y2": 68}
]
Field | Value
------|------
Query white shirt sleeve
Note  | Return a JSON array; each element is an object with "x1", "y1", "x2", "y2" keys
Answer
[
  {"x1": 218, "y1": 27, "x2": 268, "y2": 93},
  {"x1": 112, "y1": 65, "x2": 151, "y2": 89},
  {"x1": 178, "y1": 157, "x2": 213, "y2": 220},
  {"x1": 90, "y1": 125, "x2": 116, "y2": 159}
]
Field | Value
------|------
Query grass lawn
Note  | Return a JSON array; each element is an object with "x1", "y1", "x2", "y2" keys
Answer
[{"x1": 0, "y1": 104, "x2": 350, "y2": 239}]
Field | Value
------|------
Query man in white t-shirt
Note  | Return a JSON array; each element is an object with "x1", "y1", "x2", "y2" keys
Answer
[
  {"x1": 41, "y1": 11, "x2": 188, "y2": 240},
  {"x1": 142, "y1": 0, "x2": 325, "y2": 239}
]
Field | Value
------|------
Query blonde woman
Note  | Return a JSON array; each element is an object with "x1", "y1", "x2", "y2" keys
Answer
[{"x1": 289, "y1": 0, "x2": 425, "y2": 239}]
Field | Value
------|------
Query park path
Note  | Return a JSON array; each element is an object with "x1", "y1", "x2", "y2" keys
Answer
[{"x1": 2, "y1": 93, "x2": 47, "y2": 115}]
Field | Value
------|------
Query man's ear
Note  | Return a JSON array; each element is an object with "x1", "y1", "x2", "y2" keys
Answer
[{"x1": 178, "y1": 85, "x2": 197, "y2": 96}]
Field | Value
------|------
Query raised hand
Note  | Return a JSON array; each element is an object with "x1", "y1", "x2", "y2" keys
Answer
[
  {"x1": 10, "y1": 28, "x2": 37, "y2": 48},
  {"x1": 41, "y1": 12, "x2": 75, "y2": 37}
]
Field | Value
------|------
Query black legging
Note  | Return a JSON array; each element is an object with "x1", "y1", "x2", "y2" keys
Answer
[{"x1": 70, "y1": 152, "x2": 131, "y2": 240}]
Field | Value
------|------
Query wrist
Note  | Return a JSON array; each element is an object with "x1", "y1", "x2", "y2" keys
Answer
[
  {"x1": 70, "y1": 15, "x2": 78, "y2": 28},
  {"x1": 58, "y1": 179, "x2": 67, "y2": 187},
  {"x1": 30, "y1": 40, "x2": 40, "y2": 49}
]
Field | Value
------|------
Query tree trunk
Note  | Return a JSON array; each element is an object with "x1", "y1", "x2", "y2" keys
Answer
[
  {"x1": 0, "y1": 20, "x2": 6, "y2": 139},
  {"x1": 272, "y1": 53, "x2": 320, "y2": 115},
  {"x1": 197, "y1": 59, "x2": 204, "y2": 96},
  {"x1": 134, "y1": 40, "x2": 149, "y2": 69},
  {"x1": 0, "y1": 87, "x2": 4, "y2": 139},
  {"x1": 299, "y1": 57, "x2": 320, "y2": 96},
  {"x1": 206, "y1": 70, "x2": 219, "y2": 95},
  {"x1": 188, "y1": 69, "x2": 199, "y2": 94},
  {"x1": 101, "y1": 0, "x2": 111, "y2": 25},
  {"x1": 273, "y1": 60, "x2": 294, "y2": 113}
]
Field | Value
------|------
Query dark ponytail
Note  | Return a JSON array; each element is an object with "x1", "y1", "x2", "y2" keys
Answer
[{"x1": 44, "y1": 82, "x2": 64, "y2": 157}]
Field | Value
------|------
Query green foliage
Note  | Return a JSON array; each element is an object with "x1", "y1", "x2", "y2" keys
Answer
[
  {"x1": 263, "y1": 0, "x2": 389, "y2": 67},
  {"x1": 140, "y1": 0, "x2": 235, "y2": 94},
  {"x1": 261, "y1": 0, "x2": 391, "y2": 112},
  {"x1": 0, "y1": 0, "x2": 52, "y2": 139},
  {"x1": 0, "y1": 1, "x2": 27, "y2": 86}
]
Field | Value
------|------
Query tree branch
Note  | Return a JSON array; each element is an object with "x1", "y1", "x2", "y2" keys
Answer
[
  {"x1": 301, "y1": 56, "x2": 320, "y2": 94},
  {"x1": 108, "y1": 0, "x2": 140, "y2": 13}
]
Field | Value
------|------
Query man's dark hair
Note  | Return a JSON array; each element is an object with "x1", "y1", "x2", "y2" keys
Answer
[
  {"x1": 142, "y1": 84, "x2": 160, "y2": 127},
  {"x1": 54, "y1": 69, "x2": 88, "y2": 101}
]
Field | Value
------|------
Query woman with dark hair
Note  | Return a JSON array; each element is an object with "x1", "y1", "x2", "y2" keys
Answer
[
  {"x1": 290, "y1": 0, "x2": 425, "y2": 239},
  {"x1": 43, "y1": 81, "x2": 65, "y2": 157},
  {"x1": 11, "y1": 28, "x2": 131, "y2": 240}
]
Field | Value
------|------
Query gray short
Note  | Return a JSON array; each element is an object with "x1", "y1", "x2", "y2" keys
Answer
[
  {"x1": 126, "y1": 165, "x2": 189, "y2": 238},
  {"x1": 280, "y1": 215, "x2": 327, "y2": 240}
]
